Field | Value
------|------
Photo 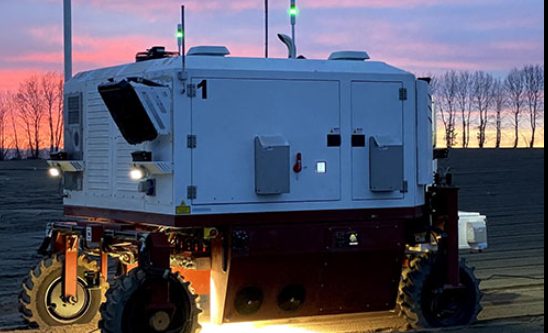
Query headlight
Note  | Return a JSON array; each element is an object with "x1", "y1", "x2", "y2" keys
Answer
[
  {"x1": 129, "y1": 167, "x2": 147, "y2": 181},
  {"x1": 48, "y1": 167, "x2": 62, "y2": 178}
]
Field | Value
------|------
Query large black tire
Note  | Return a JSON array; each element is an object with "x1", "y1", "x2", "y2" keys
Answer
[
  {"x1": 398, "y1": 254, "x2": 483, "y2": 329},
  {"x1": 99, "y1": 268, "x2": 202, "y2": 333},
  {"x1": 19, "y1": 254, "x2": 107, "y2": 328}
]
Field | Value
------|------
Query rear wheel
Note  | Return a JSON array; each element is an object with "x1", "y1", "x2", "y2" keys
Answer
[
  {"x1": 19, "y1": 255, "x2": 106, "y2": 328},
  {"x1": 398, "y1": 254, "x2": 483, "y2": 328},
  {"x1": 99, "y1": 268, "x2": 202, "y2": 333}
]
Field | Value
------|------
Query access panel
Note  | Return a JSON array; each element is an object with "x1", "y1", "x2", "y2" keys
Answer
[
  {"x1": 192, "y1": 79, "x2": 341, "y2": 205},
  {"x1": 352, "y1": 81, "x2": 405, "y2": 201}
]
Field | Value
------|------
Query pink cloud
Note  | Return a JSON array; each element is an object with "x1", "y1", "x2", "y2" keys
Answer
[{"x1": 35, "y1": 0, "x2": 499, "y2": 20}]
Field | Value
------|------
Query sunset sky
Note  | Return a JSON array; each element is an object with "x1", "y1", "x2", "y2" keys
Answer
[{"x1": 0, "y1": 0, "x2": 545, "y2": 92}]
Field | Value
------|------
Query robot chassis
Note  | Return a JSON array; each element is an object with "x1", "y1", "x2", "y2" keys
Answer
[{"x1": 19, "y1": 174, "x2": 482, "y2": 332}]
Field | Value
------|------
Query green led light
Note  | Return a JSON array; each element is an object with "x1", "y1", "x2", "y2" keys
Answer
[
  {"x1": 176, "y1": 31, "x2": 184, "y2": 39},
  {"x1": 289, "y1": 6, "x2": 299, "y2": 16}
]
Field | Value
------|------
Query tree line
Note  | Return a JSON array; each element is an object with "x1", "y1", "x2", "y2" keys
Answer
[
  {"x1": 434, "y1": 64, "x2": 544, "y2": 149},
  {"x1": 0, "y1": 66, "x2": 544, "y2": 161},
  {"x1": 0, "y1": 73, "x2": 64, "y2": 160}
]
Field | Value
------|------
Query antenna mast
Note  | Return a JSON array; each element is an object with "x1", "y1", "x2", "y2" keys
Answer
[
  {"x1": 181, "y1": 5, "x2": 186, "y2": 70},
  {"x1": 63, "y1": 0, "x2": 73, "y2": 82},
  {"x1": 265, "y1": 0, "x2": 269, "y2": 58},
  {"x1": 291, "y1": 0, "x2": 297, "y2": 49}
]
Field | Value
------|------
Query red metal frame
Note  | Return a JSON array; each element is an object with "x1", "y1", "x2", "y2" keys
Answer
[
  {"x1": 430, "y1": 186, "x2": 461, "y2": 288},
  {"x1": 64, "y1": 234, "x2": 79, "y2": 300},
  {"x1": 212, "y1": 220, "x2": 407, "y2": 324},
  {"x1": 100, "y1": 249, "x2": 109, "y2": 282},
  {"x1": 444, "y1": 187, "x2": 461, "y2": 288},
  {"x1": 64, "y1": 205, "x2": 424, "y2": 227},
  {"x1": 48, "y1": 194, "x2": 464, "y2": 325}
]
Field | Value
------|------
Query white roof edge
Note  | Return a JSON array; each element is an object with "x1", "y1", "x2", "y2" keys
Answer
[{"x1": 72, "y1": 56, "x2": 413, "y2": 82}]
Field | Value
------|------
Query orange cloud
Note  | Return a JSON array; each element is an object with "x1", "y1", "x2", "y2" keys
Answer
[{"x1": 0, "y1": 70, "x2": 46, "y2": 92}]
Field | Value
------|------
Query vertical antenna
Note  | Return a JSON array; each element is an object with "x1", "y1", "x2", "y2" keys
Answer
[
  {"x1": 265, "y1": 0, "x2": 269, "y2": 58},
  {"x1": 177, "y1": 24, "x2": 183, "y2": 56},
  {"x1": 63, "y1": 0, "x2": 73, "y2": 82},
  {"x1": 289, "y1": 0, "x2": 298, "y2": 57},
  {"x1": 182, "y1": 5, "x2": 186, "y2": 70}
]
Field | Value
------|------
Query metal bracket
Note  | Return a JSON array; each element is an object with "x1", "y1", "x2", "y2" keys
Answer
[
  {"x1": 187, "y1": 135, "x2": 197, "y2": 149},
  {"x1": 177, "y1": 71, "x2": 188, "y2": 81},
  {"x1": 187, "y1": 84, "x2": 196, "y2": 98},
  {"x1": 402, "y1": 181, "x2": 409, "y2": 193},
  {"x1": 399, "y1": 88, "x2": 408, "y2": 101},
  {"x1": 187, "y1": 186, "x2": 197, "y2": 200}
]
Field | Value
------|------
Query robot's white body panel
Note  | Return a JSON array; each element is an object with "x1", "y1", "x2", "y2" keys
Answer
[{"x1": 62, "y1": 55, "x2": 434, "y2": 222}]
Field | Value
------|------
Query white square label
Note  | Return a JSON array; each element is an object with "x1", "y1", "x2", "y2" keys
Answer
[{"x1": 316, "y1": 161, "x2": 327, "y2": 174}]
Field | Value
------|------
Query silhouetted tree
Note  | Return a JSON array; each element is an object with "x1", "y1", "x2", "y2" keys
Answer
[
  {"x1": 16, "y1": 77, "x2": 45, "y2": 159},
  {"x1": 506, "y1": 68, "x2": 526, "y2": 149},
  {"x1": 472, "y1": 71, "x2": 495, "y2": 148},
  {"x1": 0, "y1": 92, "x2": 7, "y2": 160},
  {"x1": 492, "y1": 79, "x2": 507, "y2": 149},
  {"x1": 523, "y1": 65, "x2": 545, "y2": 148},
  {"x1": 8, "y1": 93, "x2": 22, "y2": 160},
  {"x1": 41, "y1": 72, "x2": 63, "y2": 153},
  {"x1": 438, "y1": 71, "x2": 459, "y2": 148},
  {"x1": 456, "y1": 71, "x2": 472, "y2": 148},
  {"x1": 54, "y1": 76, "x2": 64, "y2": 151}
]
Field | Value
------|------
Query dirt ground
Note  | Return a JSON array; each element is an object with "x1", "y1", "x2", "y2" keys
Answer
[{"x1": 0, "y1": 149, "x2": 544, "y2": 333}]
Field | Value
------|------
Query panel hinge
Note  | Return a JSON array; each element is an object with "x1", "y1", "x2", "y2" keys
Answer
[
  {"x1": 187, "y1": 186, "x2": 197, "y2": 200},
  {"x1": 187, "y1": 84, "x2": 197, "y2": 98},
  {"x1": 399, "y1": 88, "x2": 408, "y2": 101},
  {"x1": 402, "y1": 180, "x2": 409, "y2": 193},
  {"x1": 187, "y1": 135, "x2": 197, "y2": 149}
]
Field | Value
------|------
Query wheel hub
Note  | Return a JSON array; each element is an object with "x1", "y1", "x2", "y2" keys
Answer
[
  {"x1": 46, "y1": 278, "x2": 91, "y2": 323},
  {"x1": 149, "y1": 311, "x2": 171, "y2": 332}
]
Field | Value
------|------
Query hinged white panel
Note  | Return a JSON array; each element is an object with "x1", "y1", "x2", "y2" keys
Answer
[
  {"x1": 131, "y1": 82, "x2": 171, "y2": 135},
  {"x1": 351, "y1": 81, "x2": 405, "y2": 201},
  {"x1": 191, "y1": 79, "x2": 341, "y2": 205}
]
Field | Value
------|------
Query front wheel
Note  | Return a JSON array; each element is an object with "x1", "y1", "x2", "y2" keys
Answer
[
  {"x1": 19, "y1": 255, "x2": 106, "y2": 328},
  {"x1": 99, "y1": 268, "x2": 202, "y2": 333},
  {"x1": 398, "y1": 254, "x2": 483, "y2": 328}
]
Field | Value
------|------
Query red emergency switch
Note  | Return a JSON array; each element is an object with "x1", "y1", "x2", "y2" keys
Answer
[{"x1": 293, "y1": 153, "x2": 303, "y2": 173}]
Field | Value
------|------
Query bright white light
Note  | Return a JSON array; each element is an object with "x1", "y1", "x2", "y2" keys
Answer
[
  {"x1": 201, "y1": 323, "x2": 314, "y2": 333},
  {"x1": 49, "y1": 167, "x2": 61, "y2": 178},
  {"x1": 316, "y1": 161, "x2": 327, "y2": 174},
  {"x1": 129, "y1": 168, "x2": 146, "y2": 181}
]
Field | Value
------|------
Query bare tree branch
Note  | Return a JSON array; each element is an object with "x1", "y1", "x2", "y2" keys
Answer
[
  {"x1": 492, "y1": 79, "x2": 507, "y2": 149},
  {"x1": 0, "y1": 92, "x2": 8, "y2": 160},
  {"x1": 438, "y1": 71, "x2": 459, "y2": 148},
  {"x1": 523, "y1": 64, "x2": 545, "y2": 148},
  {"x1": 472, "y1": 71, "x2": 495, "y2": 148},
  {"x1": 505, "y1": 68, "x2": 526, "y2": 149},
  {"x1": 16, "y1": 77, "x2": 46, "y2": 159},
  {"x1": 456, "y1": 71, "x2": 472, "y2": 148}
]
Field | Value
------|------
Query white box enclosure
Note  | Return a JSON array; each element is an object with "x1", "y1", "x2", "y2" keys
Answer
[{"x1": 61, "y1": 54, "x2": 435, "y2": 220}]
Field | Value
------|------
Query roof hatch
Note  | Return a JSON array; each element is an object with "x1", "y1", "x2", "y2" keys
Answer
[
  {"x1": 328, "y1": 51, "x2": 370, "y2": 61},
  {"x1": 188, "y1": 46, "x2": 231, "y2": 57}
]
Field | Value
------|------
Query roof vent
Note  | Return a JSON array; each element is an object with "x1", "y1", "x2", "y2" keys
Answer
[
  {"x1": 188, "y1": 46, "x2": 230, "y2": 57},
  {"x1": 136, "y1": 46, "x2": 178, "y2": 62},
  {"x1": 328, "y1": 51, "x2": 370, "y2": 61}
]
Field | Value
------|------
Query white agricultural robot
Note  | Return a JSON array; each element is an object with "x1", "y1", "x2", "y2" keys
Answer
[{"x1": 20, "y1": 4, "x2": 488, "y2": 333}]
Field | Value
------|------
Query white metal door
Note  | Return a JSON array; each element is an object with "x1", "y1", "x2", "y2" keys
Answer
[
  {"x1": 191, "y1": 78, "x2": 341, "y2": 205},
  {"x1": 351, "y1": 81, "x2": 405, "y2": 201}
]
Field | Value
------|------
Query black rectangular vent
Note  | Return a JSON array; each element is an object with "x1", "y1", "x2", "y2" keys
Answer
[
  {"x1": 67, "y1": 95, "x2": 81, "y2": 125},
  {"x1": 327, "y1": 134, "x2": 342, "y2": 147},
  {"x1": 352, "y1": 135, "x2": 366, "y2": 147}
]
